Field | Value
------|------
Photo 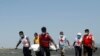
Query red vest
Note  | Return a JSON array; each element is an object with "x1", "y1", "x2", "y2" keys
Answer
[
  {"x1": 39, "y1": 33, "x2": 51, "y2": 47},
  {"x1": 83, "y1": 34, "x2": 93, "y2": 48}
]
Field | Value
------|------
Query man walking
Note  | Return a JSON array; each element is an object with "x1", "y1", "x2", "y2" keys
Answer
[
  {"x1": 15, "y1": 31, "x2": 32, "y2": 56},
  {"x1": 82, "y1": 29, "x2": 95, "y2": 56},
  {"x1": 73, "y1": 32, "x2": 82, "y2": 56},
  {"x1": 39, "y1": 27, "x2": 57, "y2": 56}
]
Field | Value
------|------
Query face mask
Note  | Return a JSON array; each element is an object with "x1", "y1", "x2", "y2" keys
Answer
[
  {"x1": 77, "y1": 35, "x2": 81, "y2": 39},
  {"x1": 20, "y1": 35, "x2": 24, "y2": 37},
  {"x1": 85, "y1": 33, "x2": 89, "y2": 35},
  {"x1": 60, "y1": 35, "x2": 63, "y2": 38}
]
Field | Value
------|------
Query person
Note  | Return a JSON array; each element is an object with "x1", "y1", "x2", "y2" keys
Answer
[
  {"x1": 33, "y1": 32, "x2": 40, "y2": 56},
  {"x1": 73, "y1": 32, "x2": 82, "y2": 56},
  {"x1": 59, "y1": 31, "x2": 70, "y2": 56},
  {"x1": 82, "y1": 29, "x2": 95, "y2": 56},
  {"x1": 39, "y1": 27, "x2": 57, "y2": 56},
  {"x1": 15, "y1": 31, "x2": 32, "y2": 56}
]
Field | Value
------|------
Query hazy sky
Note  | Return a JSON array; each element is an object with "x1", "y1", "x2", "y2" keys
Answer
[{"x1": 0, "y1": 0, "x2": 100, "y2": 48}]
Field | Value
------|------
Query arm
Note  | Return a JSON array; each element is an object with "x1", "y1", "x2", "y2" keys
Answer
[
  {"x1": 51, "y1": 38, "x2": 57, "y2": 48},
  {"x1": 92, "y1": 36, "x2": 96, "y2": 47},
  {"x1": 82, "y1": 35, "x2": 84, "y2": 46},
  {"x1": 15, "y1": 39, "x2": 21, "y2": 49},
  {"x1": 67, "y1": 40, "x2": 70, "y2": 46},
  {"x1": 49, "y1": 35, "x2": 57, "y2": 48},
  {"x1": 65, "y1": 38, "x2": 70, "y2": 46},
  {"x1": 73, "y1": 41, "x2": 76, "y2": 46},
  {"x1": 59, "y1": 40, "x2": 60, "y2": 47}
]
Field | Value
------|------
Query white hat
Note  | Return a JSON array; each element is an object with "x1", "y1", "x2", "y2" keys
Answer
[{"x1": 77, "y1": 32, "x2": 82, "y2": 35}]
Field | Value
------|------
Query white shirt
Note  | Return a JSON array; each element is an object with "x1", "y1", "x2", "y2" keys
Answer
[
  {"x1": 74, "y1": 37, "x2": 82, "y2": 47},
  {"x1": 59, "y1": 36, "x2": 67, "y2": 46},
  {"x1": 21, "y1": 36, "x2": 29, "y2": 47}
]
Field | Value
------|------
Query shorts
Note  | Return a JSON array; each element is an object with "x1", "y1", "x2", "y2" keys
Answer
[
  {"x1": 60, "y1": 45, "x2": 64, "y2": 49},
  {"x1": 59, "y1": 45, "x2": 65, "y2": 53}
]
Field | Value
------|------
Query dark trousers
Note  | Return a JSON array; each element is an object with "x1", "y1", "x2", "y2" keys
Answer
[
  {"x1": 83, "y1": 46, "x2": 93, "y2": 56},
  {"x1": 35, "y1": 51, "x2": 40, "y2": 56},
  {"x1": 75, "y1": 46, "x2": 82, "y2": 56},
  {"x1": 40, "y1": 46, "x2": 50, "y2": 56},
  {"x1": 23, "y1": 47, "x2": 32, "y2": 56}
]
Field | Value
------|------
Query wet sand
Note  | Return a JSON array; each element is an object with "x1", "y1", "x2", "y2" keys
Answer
[{"x1": 0, "y1": 48, "x2": 100, "y2": 56}]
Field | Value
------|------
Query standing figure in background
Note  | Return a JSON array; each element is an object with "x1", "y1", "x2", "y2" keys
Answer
[
  {"x1": 59, "y1": 31, "x2": 70, "y2": 56},
  {"x1": 73, "y1": 32, "x2": 82, "y2": 56},
  {"x1": 33, "y1": 32, "x2": 40, "y2": 56}
]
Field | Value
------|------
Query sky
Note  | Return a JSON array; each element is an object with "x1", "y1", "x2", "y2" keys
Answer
[{"x1": 0, "y1": 0, "x2": 100, "y2": 48}]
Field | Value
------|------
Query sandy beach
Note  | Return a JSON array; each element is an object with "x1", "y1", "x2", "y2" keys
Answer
[{"x1": 0, "y1": 48, "x2": 99, "y2": 56}]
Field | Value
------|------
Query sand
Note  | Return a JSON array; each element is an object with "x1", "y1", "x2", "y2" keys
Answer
[{"x1": 0, "y1": 48, "x2": 99, "y2": 56}]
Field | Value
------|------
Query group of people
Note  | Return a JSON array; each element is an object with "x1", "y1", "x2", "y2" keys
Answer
[
  {"x1": 15, "y1": 27, "x2": 97, "y2": 56},
  {"x1": 73, "y1": 29, "x2": 97, "y2": 56}
]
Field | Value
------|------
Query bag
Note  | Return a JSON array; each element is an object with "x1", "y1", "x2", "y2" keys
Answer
[
  {"x1": 30, "y1": 44, "x2": 40, "y2": 52},
  {"x1": 50, "y1": 44, "x2": 59, "y2": 51},
  {"x1": 50, "y1": 44, "x2": 57, "y2": 50}
]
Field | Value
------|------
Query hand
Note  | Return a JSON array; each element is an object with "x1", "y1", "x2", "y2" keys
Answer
[
  {"x1": 68, "y1": 45, "x2": 71, "y2": 48},
  {"x1": 15, "y1": 47, "x2": 18, "y2": 49}
]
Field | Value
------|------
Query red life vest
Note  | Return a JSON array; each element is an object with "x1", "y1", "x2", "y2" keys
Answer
[
  {"x1": 83, "y1": 34, "x2": 93, "y2": 48},
  {"x1": 39, "y1": 33, "x2": 51, "y2": 47}
]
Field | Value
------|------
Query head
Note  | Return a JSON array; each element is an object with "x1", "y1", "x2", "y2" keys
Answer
[
  {"x1": 77, "y1": 32, "x2": 82, "y2": 39},
  {"x1": 34, "y1": 32, "x2": 38, "y2": 37},
  {"x1": 85, "y1": 29, "x2": 89, "y2": 35},
  {"x1": 19, "y1": 31, "x2": 24, "y2": 38},
  {"x1": 60, "y1": 31, "x2": 64, "y2": 38},
  {"x1": 41, "y1": 27, "x2": 47, "y2": 33},
  {"x1": 60, "y1": 31, "x2": 64, "y2": 35}
]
